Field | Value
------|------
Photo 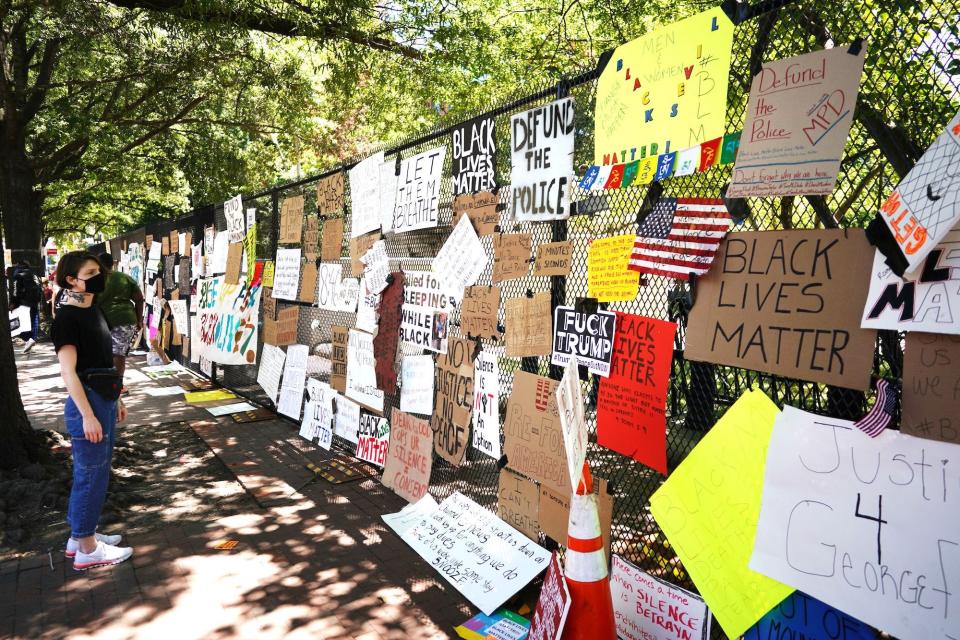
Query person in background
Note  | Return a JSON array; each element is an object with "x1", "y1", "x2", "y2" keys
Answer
[
  {"x1": 10, "y1": 260, "x2": 42, "y2": 352},
  {"x1": 52, "y1": 251, "x2": 132, "y2": 570},
  {"x1": 97, "y1": 252, "x2": 144, "y2": 384}
]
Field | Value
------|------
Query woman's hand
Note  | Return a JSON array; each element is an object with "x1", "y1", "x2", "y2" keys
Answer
[
  {"x1": 117, "y1": 400, "x2": 128, "y2": 423},
  {"x1": 82, "y1": 413, "x2": 104, "y2": 443}
]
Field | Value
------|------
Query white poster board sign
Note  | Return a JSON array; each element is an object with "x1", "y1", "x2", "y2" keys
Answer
[
  {"x1": 334, "y1": 393, "x2": 361, "y2": 444},
  {"x1": 400, "y1": 355, "x2": 435, "y2": 415},
  {"x1": 379, "y1": 158, "x2": 398, "y2": 233},
  {"x1": 349, "y1": 152, "x2": 384, "y2": 238},
  {"x1": 392, "y1": 146, "x2": 446, "y2": 234},
  {"x1": 277, "y1": 344, "x2": 308, "y2": 420},
  {"x1": 472, "y1": 350, "x2": 501, "y2": 459},
  {"x1": 224, "y1": 194, "x2": 245, "y2": 243},
  {"x1": 400, "y1": 270, "x2": 457, "y2": 354},
  {"x1": 510, "y1": 97, "x2": 575, "y2": 222},
  {"x1": 257, "y1": 343, "x2": 286, "y2": 403},
  {"x1": 432, "y1": 214, "x2": 487, "y2": 301},
  {"x1": 555, "y1": 361, "x2": 588, "y2": 492},
  {"x1": 346, "y1": 329, "x2": 384, "y2": 412},
  {"x1": 271, "y1": 248, "x2": 302, "y2": 300}
]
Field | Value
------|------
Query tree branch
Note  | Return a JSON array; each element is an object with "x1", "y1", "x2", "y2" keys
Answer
[
  {"x1": 22, "y1": 37, "x2": 60, "y2": 122},
  {"x1": 117, "y1": 93, "x2": 206, "y2": 153}
]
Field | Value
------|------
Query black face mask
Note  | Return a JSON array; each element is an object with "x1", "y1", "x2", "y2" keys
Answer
[{"x1": 80, "y1": 272, "x2": 106, "y2": 294}]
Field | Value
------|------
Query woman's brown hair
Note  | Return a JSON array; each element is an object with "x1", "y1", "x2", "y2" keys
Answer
[{"x1": 54, "y1": 251, "x2": 102, "y2": 290}]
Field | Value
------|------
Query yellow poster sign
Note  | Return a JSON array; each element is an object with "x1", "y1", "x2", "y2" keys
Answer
[
  {"x1": 649, "y1": 389, "x2": 792, "y2": 638},
  {"x1": 587, "y1": 235, "x2": 640, "y2": 302},
  {"x1": 594, "y1": 7, "x2": 734, "y2": 165},
  {"x1": 262, "y1": 260, "x2": 275, "y2": 288}
]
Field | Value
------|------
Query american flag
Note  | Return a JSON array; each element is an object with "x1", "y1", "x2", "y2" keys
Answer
[
  {"x1": 854, "y1": 379, "x2": 896, "y2": 437},
  {"x1": 628, "y1": 197, "x2": 731, "y2": 280}
]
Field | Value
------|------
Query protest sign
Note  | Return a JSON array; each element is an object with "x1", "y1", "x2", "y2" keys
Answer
[
  {"x1": 493, "y1": 233, "x2": 532, "y2": 283},
  {"x1": 303, "y1": 215, "x2": 319, "y2": 262},
  {"x1": 456, "y1": 610, "x2": 530, "y2": 640},
  {"x1": 382, "y1": 408, "x2": 433, "y2": 503},
  {"x1": 346, "y1": 329, "x2": 384, "y2": 413},
  {"x1": 461, "y1": 286, "x2": 501, "y2": 339},
  {"x1": 316, "y1": 262, "x2": 343, "y2": 310},
  {"x1": 472, "y1": 350, "x2": 500, "y2": 460},
  {"x1": 431, "y1": 337, "x2": 474, "y2": 466},
  {"x1": 356, "y1": 278, "x2": 380, "y2": 334},
  {"x1": 551, "y1": 305, "x2": 616, "y2": 377},
  {"x1": 378, "y1": 157, "x2": 397, "y2": 232},
  {"x1": 321, "y1": 217, "x2": 344, "y2": 261},
  {"x1": 598, "y1": 313, "x2": 676, "y2": 475},
  {"x1": 297, "y1": 262, "x2": 317, "y2": 304},
  {"x1": 433, "y1": 214, "x2": 487, "y2": 300},
  {"x1": 382, "y1": 492, "x2": 550, "y2": 615},
  {"x1": 533, "y1": 241, "x2": 571, "y2": 277},
  {"x1": 861, "y1": 227, "x2": 960, "y2": 335},
  {"x1": 588, "y1": 235, "x2": 640, "y2": 302},
  {"x1": 742, "y1": 592, "x2": 872, "y2": 640},
  {"x1": 686, "y1": 229, "x2": 877, "y2": 390},
  {"x1": 177, "y1": 259, "x2": 190, "y2": 295},
  {"x1": 316, "y1": 171, "x2": 345, "y2": 216},
  {"x1": 330, "y1": 325, "x2": 348, "y2": 393},
  {"x1": 453, "y1": 191, "x2": 499, "y2": 236},
  {"x1": 278, "y1": 195, "x2": 304, "y2": 245},
  {"x1": 594, "y1": 7, "x2": 733, "y2": 165},
  {"x1": 271, "y1": 248, "x2": 302, "y2": 300},
  {"x1": 750, "y1": 404, "x2": 960, "y2": 640},
  {"x1": 527, "y1": 553, "x2": 571, "y2": 640},
  {"x1": 901, "y1": 332, "x2": 960, "y2": 443},
  {"x1": 538, "y1": 479, "x2": 613, "y2": 554},
  {"x1": 400, "y1": 355, "x2": 434, "y2": 415},
  {"x1": 504, "y1": 292, "x2": 552, "y2": 357},
  {"x1": 277, "y1": 344, "x2": 308, "y2": 420},
  {"x1": 728, "y1": 46, "x2": 867, "y2": 197},
  {"x1": 224, "y1": 194, "x2": 245, "y2": 243},
  {"x1": 195, "y1": 276, "x2": 261, "y2": 365},
  {"x1": 555, "y1": 362, "x2": 588, "y2": 492},
  {"x1": 355, "y1": 411, "x2": 390, "y2": 467},
  {"x1": 400, "y1": 270, "x2": 457, "y2": 354},
  {"x1": 350, "y1": 152, "x2": 384, "y2": 238},
  {"x1": 301, "y1": 392, "x2": 334, "y2": 450},
  {"x1": 504, "y1": 371, "x2": 567, "y2": 493},
  {"x1": 452, "y1": 115, "x2": 496, "y2": 195},
  {"x1": 373, "y1": 272, "x2": 404, "y2": 396},
  {"x1": 349, "y1": 231, "x2": 380, "y2": 277},
  {"x1": 611, "y1": 555, "x2": 711, "y2": 640},
  {"x1": 511, "y1": 97, "x2": 575, "y2": 222},
  {"x1": 262, "y1": 260, "x2": 274, "y2": 287},
  {"x1": 334, "y1": 393, "x2": 360, "y2": 444},
  {"x1": 649, "y1": 390, "x2": 792, "y2": 639},
  {"x1": 498, "y1": 468, "x2": 539, "y2": 541},
  {"x1": 163, "y1": 255, "x2": 176, "y2": 290},
  {"x1": 393, "y1": 146, "x2": 446, "y2": 234},
  {"x1": 262, "y1": 305, "x2": 299, "y2": 346},
  {"x1": 361, "y1": 240, "x2": 390, "y2": 295},
  {"x1": 167, "y1": 299, "x2": 189, "y2": 336}
]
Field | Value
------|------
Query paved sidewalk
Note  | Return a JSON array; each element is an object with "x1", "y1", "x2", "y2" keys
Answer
[{"x1": 5, "y1": 345, "x2": 471, "y2": 639}]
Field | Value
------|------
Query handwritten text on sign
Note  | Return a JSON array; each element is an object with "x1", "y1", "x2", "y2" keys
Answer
[
  {"x1": 393, "y1": 146, "x2": 446, "y2": 234},
  {"x1": 355, "y1": 411, "x2": 390, "y2": 467},
  {"x1": 452, "y1": 116, "x2": 496, "y2": 195},
  {"x1": 901, "y1": 333, "x2": 960, "y2": 445},
  {"x1": 511, "y1": 97, "x2": 575, "y2": 222},
  {"x1": 382, "y1": 408, "x2": 432, "y2": 503}
]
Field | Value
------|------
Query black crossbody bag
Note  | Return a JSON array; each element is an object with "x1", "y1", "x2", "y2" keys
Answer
[{"x1": 80, "y1": 367, "x2": 123, "y2": 401}]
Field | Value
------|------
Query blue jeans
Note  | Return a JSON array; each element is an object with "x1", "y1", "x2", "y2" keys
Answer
[{"x1": 65, "y1": 387, "x2": 117, "y2": 539}]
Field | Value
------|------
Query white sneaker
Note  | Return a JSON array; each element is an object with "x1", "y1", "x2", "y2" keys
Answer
[
  {"x1": 65, "y1": 532, "x2": 123, "y2": 558},
  {"x1": 72, "y1": 541, "x2": 132, "y2": 571},
  {"x1": 22, "y1": 339, "x2": 36, "y2": 353}
]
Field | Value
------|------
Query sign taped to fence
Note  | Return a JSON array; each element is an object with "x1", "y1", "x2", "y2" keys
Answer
[
  {"x1": 346, "y1": 329, "x2": 384, "y2": 413},
  {"x1": 271, "y1": 248, "x2": 302, "y2": 301},
  {"x1": 556, "y1": 362, "x2": 588, "y2": 492},
  {"x1": 649, "y1": 389, "x2": 792, "y2": 639},
  {"x1": 195, "y1": 275, "x2": 261, "y2": 365},
  {"x1": 379, "y1": 157, "x2": 398, "y2": 232},
  {"x1": 382, "y1": 492, "x2": 550, "y2": 615},
  {"x1": 224, "y1": 194, "x2": 245, "y2": 243},
  {"x1": 400, "y1": 355, "x2": 434, "y2": 415},
  {"x1": 901, "y1": 332, "x2": 960, "y2": 444},
  {"x1": 727, "y1": 46, "x2": 867, "y2": 198},
  {"x1": 316, "y1": 172, "x2": 345, "y2": 216},
  {"x1": 355, "y1": 411, "x2": 390, "y2": 467},
  {"x1": 393, "y1": 146, "x2": 446, "y2": 234},
  {"x1": 431, "y1": 337, "x2": 474, "y2": 466},
  {"x1": 750, "y1": 404, "x2": 960, "y2": 640},
  {"x1": 861, "y1": 227, "x2": 960, "y2": 335},
  {"x1": 493, "y1": 233, "x2": 533, "y2": 283},
  {"x1": 505, "y1": 292, "x2": 552, "y2": 357},
  {"x1": 539, "y1": 479, "x2": 613, "y2": 555},
  {"x1": 472, "y1": 350, "x2": 500, "y2": 460},
  {"x1": 594, "y1": 7, "x2": 734, "y2": 166},
  {"x1": 504, "y1": 371, "x2": 568, "y2": 493},
  {"x1": 330, "y1": 325, "x2": 348, "y2": 393},
  {"x1": 452, "y1": 115, "x2": 496, "y2": 195},
  {"x1": 453, "y1": 191, "x2": 499, "y2": 236},
  {"x1": 433, "y1": 214, "x2": 487, "y2": 300},
  {"x1": 279, "y1": 195, "x2": 304, "y2": 245},
  {"x1": 381, "y1": 408, "x2": 432, "y2": 503},
  {"x1": 511, "y1": 97, "x2": 575, "y2": 222},
  {"x1": 551, "y1": 305, "x2": 616, "y2": 377},
  {"x1": 686, "y1": 229, "x2": 877, "y2": 390},
  {"x1": 400, "y1": 270, "x2": 456, "y2": 354},
  {"x1": 588, "y1": 235, "x2": 640, "y2": 302},
  {"x1": 321, "y1": 217, "x2": 344, "y2": 261},
  {"x1": 611, "y1": 554, "x2": 711, "y2": 640},
  {"x1": 461, "y1": 285, "x2": 501, "y2": 339},
  {"x1": 350, "y1": 152, "x2": 385, "y2": 238},
  {"x1": 534, "y1": 241, "x2": 571, "y2": 277},
  {"x1": 498, "y1": 468, "x2": 539, "y2": 542},
  {"x1": 527, "y1": 552, "x2": 571, "y2": 640},
  {"x1": 742, "y1": 592, "x2": 872, "y2": 640}
]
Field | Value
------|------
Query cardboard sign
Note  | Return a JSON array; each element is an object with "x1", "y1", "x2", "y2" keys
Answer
[
  {"x1": 297, "y1": 262, "x2": 317, "y2": 304},
  {"x1": 355, "y1": 411, "x2": 390, "y2": 467},
  {"x1": 279, "y1": 195, "x2": 304, "y2": 244},
  {"x1": 400, "y1": 355, "x2": 434, "y2": 415},
  {"x1": 393, "y1": 146, "x2": 446, "y2": 234},
  {"x1": 461, "y1": 286, "x2": 501, "y2": 339},
  {"x1": 861, "y1": 227, "x2": 960, "y2": 335},
  {"x1": 901, "y1": 332, "x2": 960, "y2": 444},
  {"x1": 277, "y1": 344, "x2": 308, "y2": 420},
  {"x1": 271, "y1": 248, "x2": 302, "y2": 300},
  {"x1": 649, "y1": 390, "x2": 792, "y2": 639},
  {"x1": 346, "y1": 329, "x2": 384, "y2": 413},
  {"x1": 498, "y1": 468, "x2": 539, "y2": 541},
  {"x1": 161, "y1": 236, "x2": 170, "y2": 256},
  {"x1": 505, "y1": 292, "x2": 553, "y2": 357},
  {"x1": 262, "y1": 289, "x2": 277, "y2": 321},
  {"x1": 452, "y1": 115, "x2": 496, "y2": 195},
  {"x1": 538, "y1": 479, "x2": 613, "y2": 554},
  {"x1": 334, "y1": 393, "x2": 360, "y2": 444},
  {"x1": 588, "y1": 235, "x2": 640, "y2": 302},
  {"x1": 349, "y1": 231, "x2": 380, "y2": 277},
  {"x1": 597, "y1": 313, "x2": 676, "y2": 475},
  {"x1": 303, "y1": 215, "x2": 320, "y2": 261},
  {"x1": 472, "y1": 350, "x2": 500, "y2": 460},
  {"x1": 350, "y1": 152, "x2": 384, "y2": 238},
  {"x1": 594, "y1": 7, "x2": 733, "y2": 165},
  {"x1": 320, "y1": 217, "x2": 345, "y2": 261},
  {"x1": 611, "y1": 555, "x2": 711, "y2": 640},
  {"x1": 686, "y1": 229, "x2": 877, "y2": 390},
  {"x1": 382, "y1": 492, "x2": 550, "y2": 615},
  {"x1": 316, "y1": 172, "x2": 345, "y2": 216},
  {"x1": 433, "y1": 214, "x2": 487, "y2": 300},
  {"x1": 453, "y1": 191, "x2": 500, "y2": 236},
  {"x1": 224, "y1": 194, "x2": 245, "y2": 243},
  {"x1": 511, "y1": 97, "x2": 575, "y2": 222},
  {"x1": 527, "y1": 553, "x2": 571, "y2": 640},
  {"x1": 750, "y1": 405, "x2": 960, "y2": 640},
  {"x1": 194, "y1": 276, "x2": 261, "y2": 365},
  {"x1": 551, "y1": 306, "x2": 617, "y2": 377},
  {"x1": 431, "y1": 337, "x2": 474, "y2": 466},
  {"x1": 728, "y1": 46, "x2": 867, "y2": 197},
  {"x1": 373, "y1": 272, "x2": 404, "y2": 396},
  {"x1": 263, "y1": 305, "x2": 299, "y2": 346},
  {"x1": 743, "y1": 592, "x2": 872, "y2": 640},
  {"x1": 382, "y1": 408, "x2": 433, "y2": 503},
  {"x1": 504, "y1": 371, "x2": 567, "y2": 493},
  {"x1": 533, "y1": 241, "x2": 572, "y2": 277},
  {"x1": 493, "y1": 233, "x2": 533, "y2": 283},
  {"x1": 330, "y1": 325, "x2": 348, "y2": 393}
]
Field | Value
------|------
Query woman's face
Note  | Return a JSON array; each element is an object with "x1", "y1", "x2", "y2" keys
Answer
[{"x1": 67, "y1": 260, "x2": 101, "y2": 292}]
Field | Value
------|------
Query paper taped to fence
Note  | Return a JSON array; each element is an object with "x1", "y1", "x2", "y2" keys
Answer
[
  {"x1": 400, "y1": 355, "x2": 435, "y2": 416},
  {"x1": 498, "y1": 468, "x2": 539, "y2": 542},
  {"x1": 224, "y1": 194, "x2": 245, "y2": 243},
  {"x1": 393, "y1": 146, "x2": 446, "y2": 234},
  {"x1": 195, "y1": 276, "x2": 261, "y2": 365},
  {"x1": 433, "y1": 214, "x2": 486, "y2": 300},
  {"x1": 511, "y1": 97, "x2": 575, "y2": 222},
  {"x1": 346, "y1": 329, "x2": 384, "y2": 413},
  {"x1": 382, "y1": 492, "x2": 550, "y2": 615},
  {"x1": 271, "y1": 248, "x2": 302, "y2": 301},
  {"x1": 472, "y1": 350, "x2": 500, "y2": 460},
  {"x1": 750, "y1": 404, "x2": 960, "y2": 640},
  {"x1": 350, "y1": 152, "x2": 385, "y2": 238},
  {"x1": 431, "y1": 337, "x2": 474, "y2": 467},
  {"x1": 453, "y1": 191, "x2": 499, "y2": 236}
]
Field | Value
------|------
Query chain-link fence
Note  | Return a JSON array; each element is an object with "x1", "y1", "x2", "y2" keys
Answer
[{"x1": 105, "y1": 1, "x2": 959, "y2": 636}]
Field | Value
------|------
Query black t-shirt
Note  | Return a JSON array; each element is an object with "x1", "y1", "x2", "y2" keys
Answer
[{"x1": 51, "y1": 304, "x2": 113, "y2": 374}]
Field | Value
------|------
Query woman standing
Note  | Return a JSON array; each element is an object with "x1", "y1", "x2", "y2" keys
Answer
[{"x1": 51, "y1": 251, "x2": 133, "y2": 570}]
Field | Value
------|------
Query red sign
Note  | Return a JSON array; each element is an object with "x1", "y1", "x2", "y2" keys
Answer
[
  {"x1": 597, "y1": 312, "x2": 677, "y2": 475},
  {"x1": 528, "y1": 552, "x2": 571, "y2": 640},
  {"x1": 374, "y1": 271, "x2": 405, "y2": 395}
]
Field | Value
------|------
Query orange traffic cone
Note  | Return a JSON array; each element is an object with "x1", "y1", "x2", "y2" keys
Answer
[{"x1": 561, "y1": 462, "x2": 616, "y2": 640}]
